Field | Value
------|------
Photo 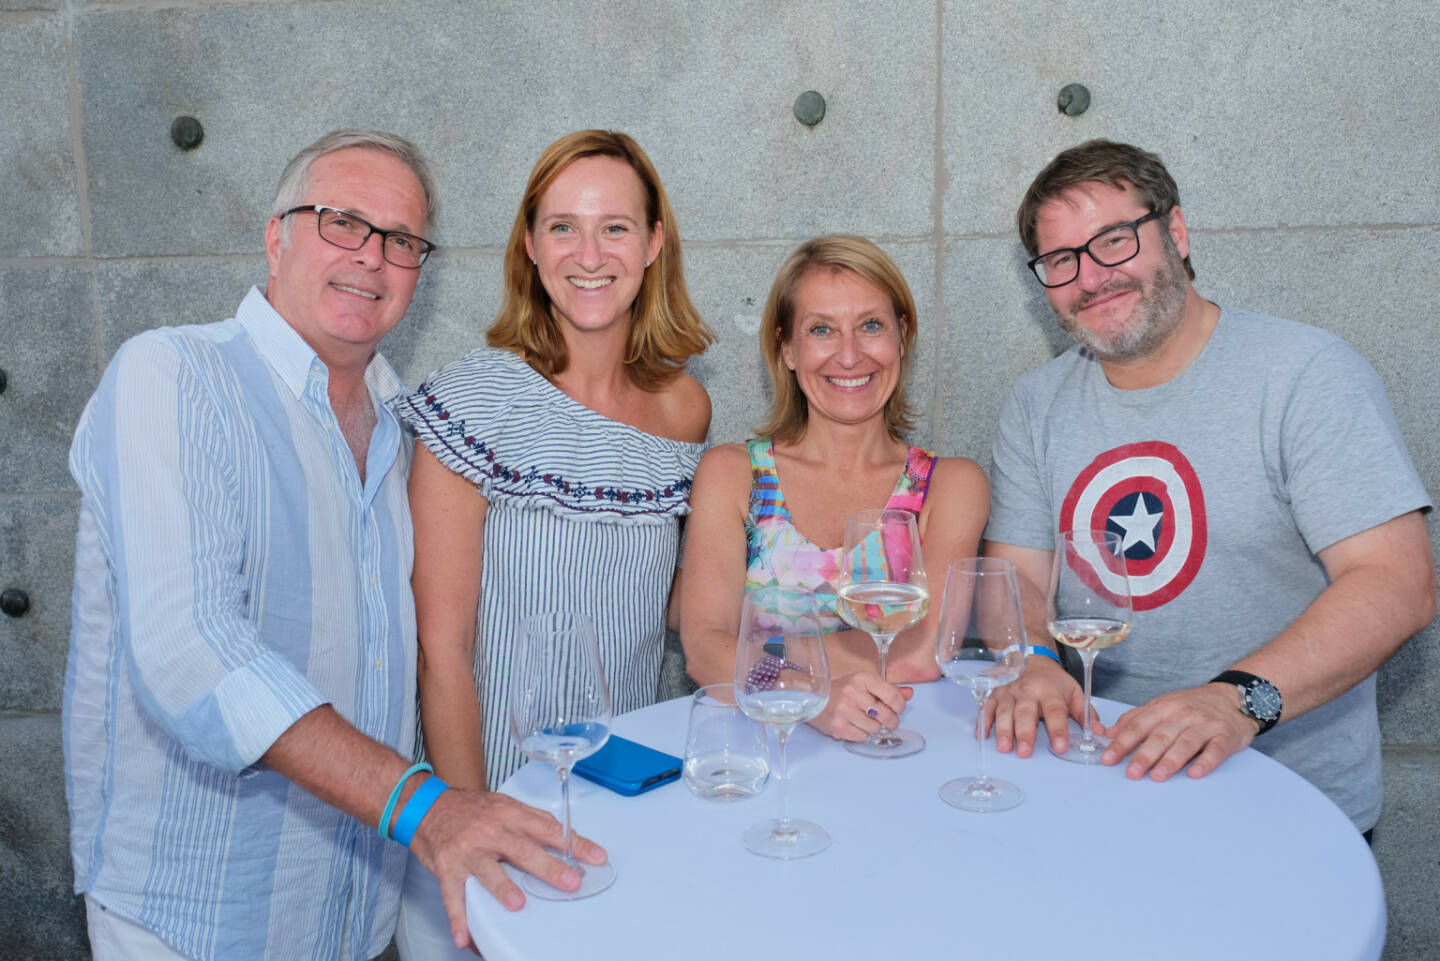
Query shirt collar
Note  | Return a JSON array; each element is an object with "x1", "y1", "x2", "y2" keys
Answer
[{"x1": 236, "y1": 286, "x2": 407, "y2": 405}]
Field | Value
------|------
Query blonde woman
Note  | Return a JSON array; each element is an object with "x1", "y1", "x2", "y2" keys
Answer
[{"x1": 682, "y1": 235, "x2": 988, "y2": 742}]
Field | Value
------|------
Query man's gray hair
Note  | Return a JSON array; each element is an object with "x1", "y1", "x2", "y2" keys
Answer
[{"x1": 272, "y1": 129, "x2": 439, "y2": 238}]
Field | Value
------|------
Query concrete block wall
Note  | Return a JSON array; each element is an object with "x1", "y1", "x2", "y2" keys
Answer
[{"x1": 2, "y1": 2, "x2": 1435, "y2": 957}]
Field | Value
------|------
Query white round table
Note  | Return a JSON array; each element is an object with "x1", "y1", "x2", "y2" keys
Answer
[{"x1": 464, "y1": 682, "x2": 1385, "y2": 961}]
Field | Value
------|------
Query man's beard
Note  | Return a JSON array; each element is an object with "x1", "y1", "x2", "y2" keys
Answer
[{"x1": 1055, "y1": 240, "x2": 1189, "y2": 363}]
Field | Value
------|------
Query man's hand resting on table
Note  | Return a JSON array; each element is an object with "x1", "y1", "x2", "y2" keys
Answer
[
  {"x1": 987, "y1": 656, "x2": 1095, "y2": 756},
  {"x1": 1099, "y1": 682, "x2": 1258, "y2": 781},
  {"x1": 987, "y1": 658, "x2": 1257, "y2": 782},
  {"x1": 410, "y1": 787, "x2": 608, "y2": 950}
]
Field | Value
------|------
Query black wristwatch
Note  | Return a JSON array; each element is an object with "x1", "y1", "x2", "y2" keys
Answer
[{"x1": 1210, "y1": 670, "x2": 1282, "y2": 735}]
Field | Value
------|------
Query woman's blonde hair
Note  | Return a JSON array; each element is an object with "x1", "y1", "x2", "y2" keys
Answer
[
  {"x1": 756, "y1": 235, "x2": 918, "y2": 443},
  {"x1": 487, "y1": 130, "x2": 712, "y2": 390}
]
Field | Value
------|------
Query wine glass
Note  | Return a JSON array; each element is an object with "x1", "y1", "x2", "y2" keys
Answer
[
  {"x1": 733, "y1": 586, "x2": 831, "y2": 859},
  {"x1": 508, "y1": 611, "x2": 616, "y2": 898},
  {"x1": 934, "y1": 557, "x2": 1029, "y2": 811},
  {"x1": 835, "y1": 508, "x2": 929, "y2": 759},
  {"x1": 1047, "y1": 529, "x2": 1133, "y2": 764}
]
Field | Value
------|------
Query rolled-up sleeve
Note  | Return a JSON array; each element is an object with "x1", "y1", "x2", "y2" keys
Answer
[{"x1": 84, "y1": 334, "x2": 326, "y2": 774}]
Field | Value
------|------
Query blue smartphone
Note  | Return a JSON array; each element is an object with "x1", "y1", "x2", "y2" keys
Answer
[{"x1": 573, "y1": 735, "x2": 682, "y2": 796}]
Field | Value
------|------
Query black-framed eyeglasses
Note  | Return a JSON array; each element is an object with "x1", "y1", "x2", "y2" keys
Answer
[
  {"x1": 282, "y1": 205, "x2": 436, "y2": 269},
  {"x1": 1027, "y1": 210, "x2": 1163, "y2": 288}
]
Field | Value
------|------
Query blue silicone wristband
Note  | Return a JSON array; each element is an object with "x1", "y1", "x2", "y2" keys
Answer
[
  {"x1": 391, "y1": 776, "x2": 450, "y2": 848},
  {"x1": 379, "y1": 763, "x2": 433, "y2": 841},
  {"x1": 1029, "y1": 644, "x2": 1063, "y2": 666}
]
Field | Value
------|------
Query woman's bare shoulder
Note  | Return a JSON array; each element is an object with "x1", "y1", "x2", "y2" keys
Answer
[
  {"x1": 696, "y1": 440, "x2": 753, "y2": 478},
  {"x1": 929, "y1": 454, "x2": 988, "y2": 490},
  {"x1": 649, "y1": 371, "x2": 711, "y2": 443}
]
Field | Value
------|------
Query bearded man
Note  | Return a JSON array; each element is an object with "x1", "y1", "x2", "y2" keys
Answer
[{"x1": 982, "y1": 139, "x2": 1434, "y2": 837}]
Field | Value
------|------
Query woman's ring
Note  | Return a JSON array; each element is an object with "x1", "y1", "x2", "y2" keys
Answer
[{"x1": 866, "y1": 707, "x2": 879, "y2": 719}]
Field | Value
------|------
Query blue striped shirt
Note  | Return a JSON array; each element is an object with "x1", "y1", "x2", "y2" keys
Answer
[{"x1": 64, "y1": 287, "x2": 417, "y2": 961}]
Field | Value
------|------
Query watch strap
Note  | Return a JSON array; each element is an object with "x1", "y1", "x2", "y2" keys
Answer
[{"x1": 1210, "y1": 670, "x2": 1281, "y2": 734}]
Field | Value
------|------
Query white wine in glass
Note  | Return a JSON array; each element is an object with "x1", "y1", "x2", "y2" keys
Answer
[
  {"x1": 935, "y1": 557, "x2": 1029, "y2": 811},
  {"x1": 1047, "y1": 530, "x2": 1133, "y2": 764},
  {"x1": 733, "y1": 586, "x2": 831, "y2": 859},
  {"x1": 836, "y1": 508, "x2": 928, "y2": 759},
  {"x1": 508, "y1": 611, "x2": 616, "y2": 899}
]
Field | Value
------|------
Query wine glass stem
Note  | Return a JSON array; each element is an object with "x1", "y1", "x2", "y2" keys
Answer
[
  {"x1": 774, "y1": 725, "x2": 793, "y2": 832},
  {"x1": 972, "y1": 690, "x2": 991, "y2": 785},
  {"x1": 1078, "y1": 650, "x2": 1099, "y2": 748},
  {"x1": 871, "y1": 633, "x2": 897, "y2": 736},
  {"x1": 557, "y1": 765, "x2": 576, "y2": 865}
]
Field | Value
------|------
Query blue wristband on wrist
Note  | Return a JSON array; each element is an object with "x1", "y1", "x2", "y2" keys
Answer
[
  {"x1": 391, "y1": 776, "x2": 450, "y2": 848},
  {"x1": 379, "y1": 763, "x2": 433, "y2": 841},
  {"x1": 1029, "y1": 645, "x2": 1063, "y2": 666}
]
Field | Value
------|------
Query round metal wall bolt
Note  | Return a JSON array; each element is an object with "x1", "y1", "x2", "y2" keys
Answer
[
  {"x1": 1, "y1": 589, "x2": 29, "y2": 618},
  {"x1": 793, "y1": 90, "x2": 827, "y2": 127},
  {"x1": 1057, "y1": 84, "x2": 1091, "y2": 117},
  {"x1": 171, "y1": 116, "x2": 205, "y2": 151}
]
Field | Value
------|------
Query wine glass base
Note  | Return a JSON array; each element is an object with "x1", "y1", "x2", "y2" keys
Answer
[
  {"x1": 742, "y1": 818, "x2": 830, "y2": 859},
  {"x1": 1048, "y1": 719, "x2": 1111, "y2": 765},
  {"x1": 939, "y1": 777, "x2": 1024, "y2": 812},
  {"x1": 520, "y1": 855, "x2": 617, "y2": 900},
  {"x1": 844, "y1": 727, "x2": 925, "y2": 759}
]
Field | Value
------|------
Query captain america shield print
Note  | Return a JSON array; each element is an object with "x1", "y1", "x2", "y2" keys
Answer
[{"x1": 1059, "y1": 441, "x2": 1206, "y2": 611}]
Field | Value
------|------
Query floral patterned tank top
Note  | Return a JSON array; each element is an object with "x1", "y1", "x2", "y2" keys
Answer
[{"x1": 743, "y1": 438, "x2": 938, "y2": 634}]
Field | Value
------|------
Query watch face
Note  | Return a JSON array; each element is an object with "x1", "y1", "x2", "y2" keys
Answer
[{"x1": 1247, "y1": 682, "x2": 1282, "y2": 721}]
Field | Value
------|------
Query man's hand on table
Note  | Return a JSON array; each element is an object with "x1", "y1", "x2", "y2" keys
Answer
[
  {"x1": 1099, "y1": 682, "x2": 1258, "y2": 781},
  {"x1": 410, "y1": 787, "x2": 608, "y2": 949},
  {"x1": 989, "y1": 656, "x2": 1092, "y2": 756}
]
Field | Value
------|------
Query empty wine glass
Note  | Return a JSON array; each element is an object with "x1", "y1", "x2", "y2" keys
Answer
[
  {"x1": 835, "y1": 508, "x2": 928, "y2": 758},
  {"x1": 733, "y1": 586, "x2": 831, "y2": 859},
  {"x1": 935, "y1": 557, "x2": 1029, "y2": 811},
  {"x1": 508, "y1": 611, "x2": 616, "y2": 898},
  {"x1": 1047, "y1": 530, "x2": 1133, "y2": 764}
]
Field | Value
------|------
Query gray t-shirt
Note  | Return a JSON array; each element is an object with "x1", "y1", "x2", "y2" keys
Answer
[{"x1": 987, "y1": 305, "x2": 1430, "y2": 830}]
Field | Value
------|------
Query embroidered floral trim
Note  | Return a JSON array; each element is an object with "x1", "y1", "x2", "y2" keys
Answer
[{"x1": 415, "y1": 391, "x2": 693, "y2": 513}]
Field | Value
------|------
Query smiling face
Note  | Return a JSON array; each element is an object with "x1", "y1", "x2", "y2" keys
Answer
[
  {"x1": 264, "y1": 147, "x2": 427, "y2": 369},
  {"x1": 1033, "y1": 181, "x2": 1190, "y2": 362},
  {"x1": 780, "y1": 267, "x2": 905, "y2": 430},
  {"x1": 524, "y1": 154, "x2": 664, "y2": 340}
]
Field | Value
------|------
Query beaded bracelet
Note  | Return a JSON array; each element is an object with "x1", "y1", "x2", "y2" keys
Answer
[
  {"x1": 1028, "y1": 645, "x2": 1063, "y2": 666},
  {"x1": 378, "y1": 762, "x2": 433, "y2": 841},
  {"x1": 391, "y1": 776, "x2": 451, "y2": 848}
]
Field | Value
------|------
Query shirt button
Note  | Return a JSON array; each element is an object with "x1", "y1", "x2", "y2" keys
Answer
[{"x1": 374, "y1": 657, "x2": 383, "y2": 670}]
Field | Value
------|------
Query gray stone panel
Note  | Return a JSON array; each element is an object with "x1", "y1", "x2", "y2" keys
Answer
[
  {"x1": 0, "y1": 266, "x2": 95, "y2": 493},
  {"x1": 0, "y1": 16, "x2": 79, "y2": 257},
  {"x1": 1196, "y1": 226, "x2": 1440, "y2": 744},
  {"x1": 379, "y1": 253, "x2": 506, "y2": 390},
  {"x1": 95, "y1": 257, "x2": 268, "y2": 358},
  {"x1": 77, "y1": 0, "x2": 933, "y2": 257},
  {"x1": 684, "y1": 241, "x2": 937, "y2": 448},
  {"x1": 942, "y1": 0, "x2": 1440, "y2": 235},
  {"x1": 0, "y1": 496, "x2": 77, "y2": 711},
  {"x1": 1378, "y1": 746, "x2": 1440, "y2": 961},
  {"x1": 936, "y1": 236, "x2": 1065, "y2": 467},
  {"x1": 93, "y1": 255, "x2": 495, "y2": 390},
  {"x1": 0, "y1": 713, "x2": 87, "y2": 961}
]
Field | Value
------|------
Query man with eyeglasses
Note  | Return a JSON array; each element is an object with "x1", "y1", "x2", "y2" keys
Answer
[
  {"x1": 65, "y1": 130, "x2": 605, "y2": 961},
  {"x1": 982, "y1": 139, "x2": 1434, "y2": 837}
]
